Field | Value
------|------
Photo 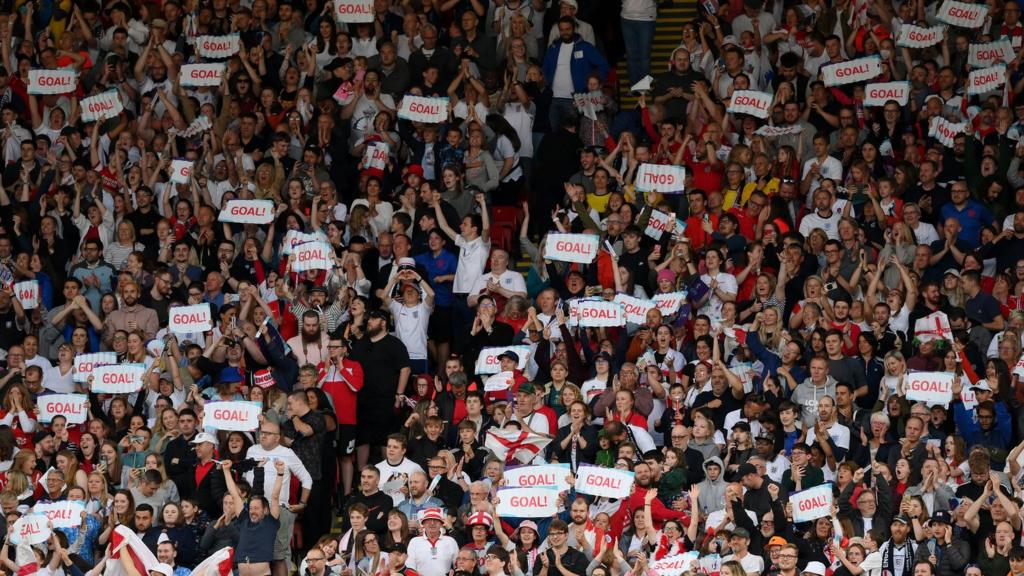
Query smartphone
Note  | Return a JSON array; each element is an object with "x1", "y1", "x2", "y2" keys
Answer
[{"x1": 824, "y1": 281, "x2": 837, "y2": 292}]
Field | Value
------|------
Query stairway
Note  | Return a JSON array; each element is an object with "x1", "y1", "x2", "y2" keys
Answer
[{"x1": 615, "y1": 2, "x2": 699, "y2": 109}]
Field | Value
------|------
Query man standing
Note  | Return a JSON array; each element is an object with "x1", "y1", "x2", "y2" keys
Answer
[
  {"x1": 223, "y1": 459, "x2": 285, "y2": 576},
  {"x1": 245, "y1": 420, "x2": 313, "y2": 576},
  {"x1": 351, "y1": 310, "x2": 411, "y2": 470},
  {"x1": 407, "y1": 508, "x2": 459, "y2": 576},
  {"x1": 287, "y1": 310, "x2": 329, "y2": 369},
  {"x1": 164, "y1": 409, "x2": 199, "y2": 487},
  {"x1": 542, "y1": 16, "x2": 609, "y2": 129},
  {"x1": 281, "y1": 389, "x2": 327, "y2": 546},
  {"x1": 177, "y1": 432, "x2": 227, "y2": 519},
  {"x1": 102, "y1": 281, "x2": 159, "y2": 346},
  {"x1": 69, "y1": 239, "x2": 116, "y2": 311}
]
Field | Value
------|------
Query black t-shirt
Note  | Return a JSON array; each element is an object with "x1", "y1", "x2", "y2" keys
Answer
[
  {"x1": 965, "y1": 292, "x2": 1002, "y2": 325},
  {"x1": 349, "y1": 334, "x2": 411, "y2": 415}
]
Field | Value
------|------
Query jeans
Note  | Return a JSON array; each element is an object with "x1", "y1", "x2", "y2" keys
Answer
[
  {"x1": 549, "y1": 97, "x2": 575, "y2": 130},
  {"x1": 621, "y1": 18, "x2": 656, "y2": 85}
]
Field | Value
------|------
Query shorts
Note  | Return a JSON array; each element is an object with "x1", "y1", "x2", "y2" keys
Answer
[
  {"x1": 356, "y1": 410, "x2": 394, "y2": 446},
  {"x1": 337, "y1": 425, "x2": 357, "y2": 456},
  {"x1": 273, "y1": 507, "x2": 296, "y2": 560},
  {"x1": 427, "y1": 305, "x2": 453, "y2": 343}
]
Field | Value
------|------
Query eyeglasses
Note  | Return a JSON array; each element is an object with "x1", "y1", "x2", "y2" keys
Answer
[
  {"x1": 484, "y1": 555, "x2": 499, "y2": 561},
  {"x1": 778, "y1": 554, "x2": 797, "y2": 559}
]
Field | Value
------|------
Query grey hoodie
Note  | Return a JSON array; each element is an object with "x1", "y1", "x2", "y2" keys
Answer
[
  {"x1": 697, "y1": 456, "x2": 728, "y2": 515},
  {"x1": 790, "y1": 376, "x2": 838, "y2": 426}
]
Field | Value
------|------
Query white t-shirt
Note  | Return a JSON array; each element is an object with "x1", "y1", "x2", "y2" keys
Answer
[
  {"x1": 376, "y1": 457, "x2": 425, "y2": 505},
  {"x1": 910, "y1": 221, "x2": 941, "y2": 246},
  {"x1": 468, "y1": 269, "x2": 527, "y2": 302},
  {"x1": 802, "y1": 156, "x2": 844, "y2": 200},
  {"x1": 453, "y1": 235, "x2": 490, "y2": 295},
  {"x1": 552, "y1": 42, "x2": 575, "y2": 98},
  {"x1": 799, "y1": 209, "x2": 843, "y2": 240},
  {"x1": 407, "y1": 535, "x2": 459, "y2": 576},
  {"x1": 42, "y1": 365, "x2": 74, "y2": 394},
  {"x1": 699, "y1": 272, "x2": 738, "y2": 323},
  {"x1": 723, "y1": 553, "x2": 765, "y2": 576},
  {"x1": 389, "y1": 301, "x2": 431, "y2": 361}
]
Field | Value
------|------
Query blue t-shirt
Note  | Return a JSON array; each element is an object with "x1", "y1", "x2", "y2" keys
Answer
[
  {"x1": 233, "y1": 513, "x2": 280, "y2": 564},
  {"x1": 415, "y1": 250, "x2": 458, "y2": 307}
]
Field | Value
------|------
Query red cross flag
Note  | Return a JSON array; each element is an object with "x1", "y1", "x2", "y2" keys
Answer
[{"x1": 485, "y1": 429, "x2": 552, "y2": 464}]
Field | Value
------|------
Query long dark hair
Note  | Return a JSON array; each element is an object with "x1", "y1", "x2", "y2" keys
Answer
[{"x1": 485, "y1": 113, "x2": 521, "y2": 151}]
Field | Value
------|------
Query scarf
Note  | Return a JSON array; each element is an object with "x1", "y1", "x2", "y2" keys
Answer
[{"x1": 653, "y1": 533, "x2": 686, "y2": 560}]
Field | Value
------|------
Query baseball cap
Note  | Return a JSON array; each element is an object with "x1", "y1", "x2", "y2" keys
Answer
[
  {"x1": 384, "y1": 542, "x2": 408, "y2": 554},
  {"x1": 404, "y1": 164, "x2": 425, "y2": 182},
  {"x1": 732, "y1": 421, "x2": 751, "y2": 433},
  {"x1": 768, "y1": 536, "x2": 788, "y2": 547},
  {"x1": 497, "y1": 350, "x2": 520, "y2": 364},
  {"x1": 893, "y1": 514, "x2": 911, "y2": 524},
  {"x1": 972, "y1": 381, "x2": 992, "y2": 392},
  {"x1": 191, "y1": 432, "x2": 218, "y2": 445},
  {"x1": 517, "y1": 382, "x2": 536, "y2": 395},
  {"x1": 930, "y1": 510, "x2": 952, "y2": 525},
  {"x1": 736, "y1": 462, "x2": 758, "y2": 477},
  {"x1": 398, "y1": 257, "x2": 417, "y2": 270},
  {"x1": 944, "y1": 268, "x2": 960, "y2": 278}
]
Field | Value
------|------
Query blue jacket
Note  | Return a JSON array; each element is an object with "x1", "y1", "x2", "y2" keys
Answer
[{"x1": 542, "y1": 36, "x2": 609, "y2": 94}]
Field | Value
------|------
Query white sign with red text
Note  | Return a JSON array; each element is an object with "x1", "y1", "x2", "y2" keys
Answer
[
  {"x1": 362, "y1": 141, "x2": 389, "y2": 171},
  {"x1": 791, "y1": 483, "x2": 834, "y2": 523},
  {"x1": 180, "y1": 63, "x2": 225, "y2": 87},
  {"x1": 727, "y1": 90, "x2": 772, "y2": 119},
  {"x1": 11, "y1": 515, "x2": 50, "y2": 546},
  {"x1": 170, "y1": 159, "x2": 193, "y2": 184},
  {"x1": 28, "y1": 69, "x2": 77, "y2": 95},
  {"x1": 822, "y1": 56, "x2": 881, "y2": 87},
  {"x1": 504, "y1": 464, "x2": 571, "y2": 490},
  {"x1": 897, "y1": 24, "x2": 944, "y2": 48},
  {"x1": 90, "y1": 364, "x2": 146, "y2": 394},
  {"x1": 969, "y1": 39, "x2": 1015, "y2": 68},
  {"x1": 968, "y1": 64, "x2": 1006, "y2": 95},
  {"x1": 575, "y1": 300, "x2": 625, "y2": 327},
  {"x1": 292, "y1": 241, "x2": 334, "y2": 271},
  {"x1": 863, "y1": 82, "x2": 910, "y2": 107},
  {"x1": 169, "y1": 304, "x2": 213, "y2": 334},
  {"x1": 929, "y1": 117, "x2": 969, "y2": 148},
  {"x1": 644, "y1": 209, "x2": 673, "y2": 240},
  {"x1": 334, "y1": 0, "x2": 374, "y2": 22},
  {"x1": 613, "y1": 294, "x2": 655, "y2": 324},
  {"x1": 650, "y1": 553, "x2": 700, "y2": 576},
  {"x1": 220, "y1": 199, "x2": 275, "y2": 224},
  {"x1": 496, "y1": 487, "x2": 559, "y2": 517},
  {"x1": 281, "y1": 230, "x2": 328, "y2": 255},
  {"x1": 575, "y1": 465, "x2": 635, "y2": 499},
  {"x1": 38, "y1": 394, "x2": 89, "y2": 424},
  {"x1": 544, "y1": 233, "x2": 599, "y2": 264},
  {"x1": 653, "y1": 291, "x2": 687, "y2": 316},
  {"x1": 81, "y1": 90, "x2": 123, "y2": 123},
  {"x1": 484, "y1": 371, "x2": 514, "y2": 392},
  {"x1": 14, "y1": 280, "x2": 38, "y2": 309},
  {"x1": 205, "y1": 401, "x2": 261, "y2": 431},
  {"x1": 937, "y1": 0, "x2": 989, "y2": 28},
  {"x1": 905, "y1": 372, "x2": 955, "y2": 406},
  {"x1": 33, "y1": 501, "x2": 85, "y2": 529},
  {"x1": 635, "y1": 163, "x2": 686, "y2": 193},
  {"x1": 196, "y1": 34, "x2": 240, "y2": 59},
  {"x1": 474, "y1": 346, "x2": 530, "y2": 375},
  {"x1": 398, "y1": 95, "x2": 448, "y2": 123},
  {"x1": 73, "y1": 352, "x2": 117, "y2": 383}
]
